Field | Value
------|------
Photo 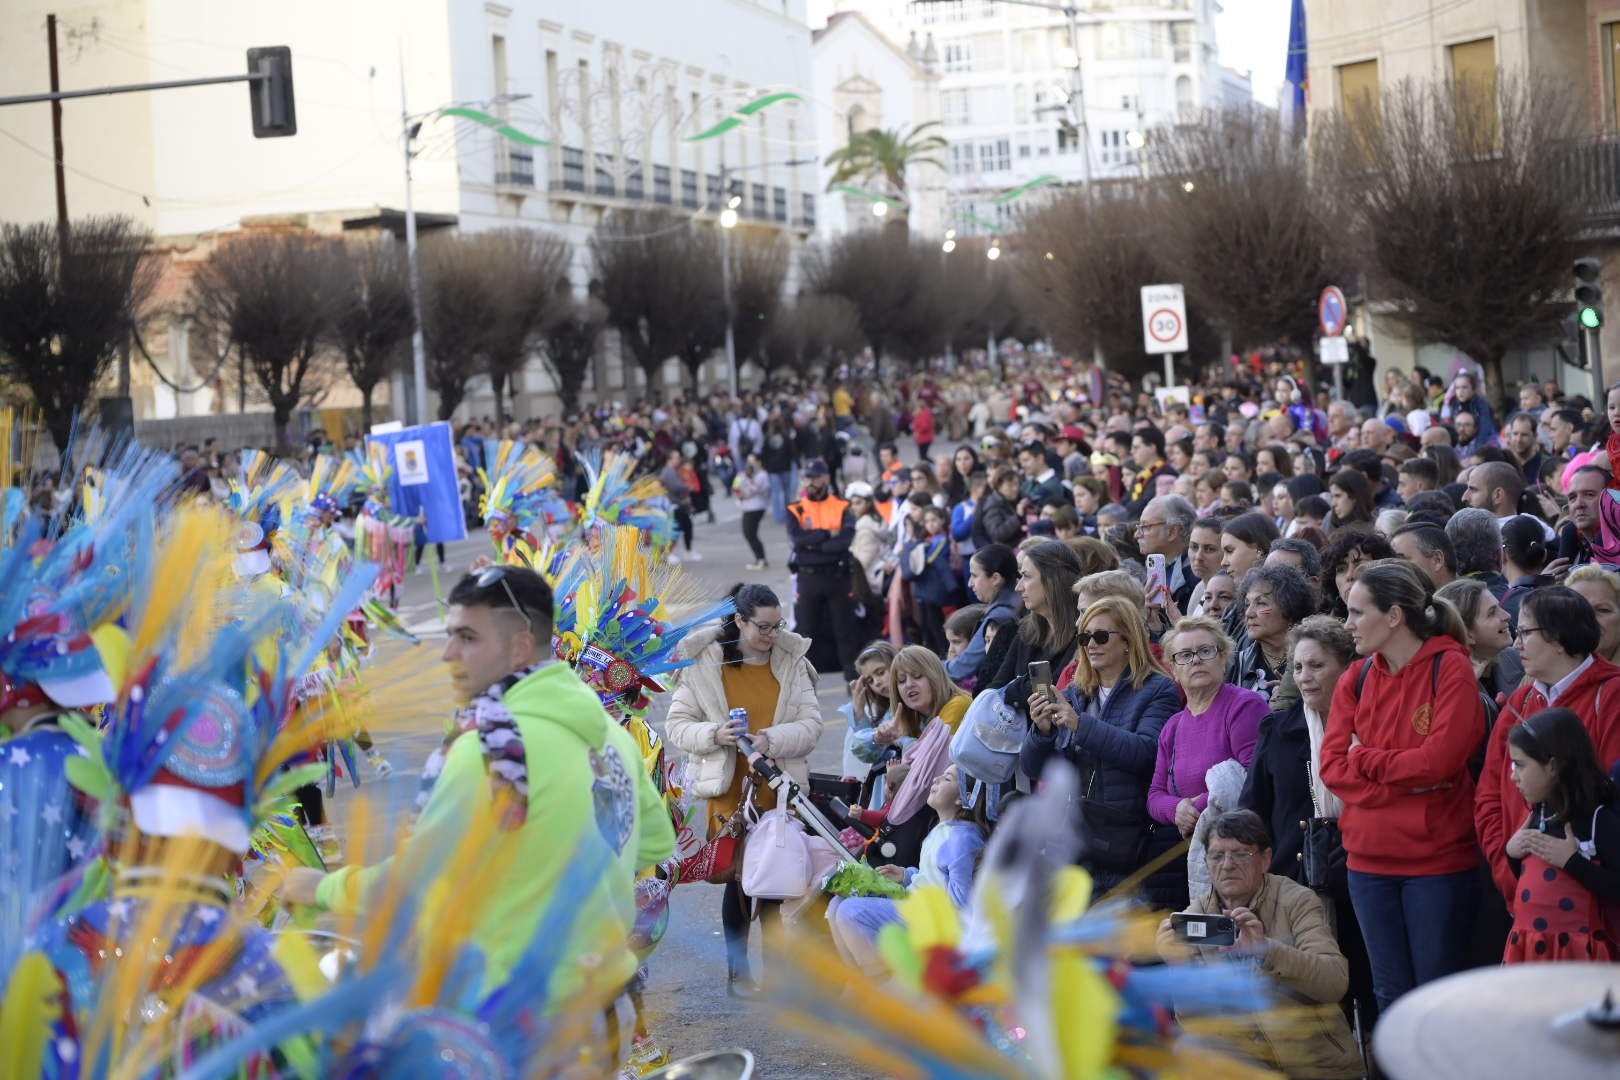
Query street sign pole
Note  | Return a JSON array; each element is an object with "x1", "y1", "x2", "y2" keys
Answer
[
  {"x1": 1141, "y1": 283, "x2": 1188, "y2": 387},
  {"x1": 1317, "y1": 285, "x2": 1350, "y2": 404}
]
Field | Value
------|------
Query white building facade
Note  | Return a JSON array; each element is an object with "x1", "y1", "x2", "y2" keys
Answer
[
  {"x1": 811, "y1": 10, "x2": 946, "y2": 239},
  {"x1": 1, "y1": 0, "x2": 820, "y2": 420},
  {"x1": 814, "y1": 0, "x2": 1230, "y2": 235}
]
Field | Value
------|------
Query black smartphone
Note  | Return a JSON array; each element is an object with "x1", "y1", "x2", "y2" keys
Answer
[
  {"x1": 1027, "y1": 659, "x2": 1057, "y2": 704},
  {"x1": 1170, "y1": 912, "x2": 1237, "y2": 947}
]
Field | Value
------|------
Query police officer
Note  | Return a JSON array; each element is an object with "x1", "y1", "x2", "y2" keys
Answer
[{"x1": 787, "y1": 458, "x2": 861, "y2": 680}]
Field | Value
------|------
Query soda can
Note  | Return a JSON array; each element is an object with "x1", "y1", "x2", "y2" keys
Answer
[{"x1": 728, "y1": 708, "x2": 749, "y2": 731}]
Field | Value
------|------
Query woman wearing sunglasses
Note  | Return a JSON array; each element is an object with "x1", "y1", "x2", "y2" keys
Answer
[
  {"x1": 1148, "y1": 615, "x2": 1269, "y2": 909},
  {"x1": 1020, "y1": 595, "x2": 1181, "y2": 904},
  {"x1": 665, "y1": 583, "x2": 825, "y2": 998}
]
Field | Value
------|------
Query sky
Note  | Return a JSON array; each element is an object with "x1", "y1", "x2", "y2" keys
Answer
[{"x1": 1213, "y1": 0, "x2": 1294, "y2": 105}]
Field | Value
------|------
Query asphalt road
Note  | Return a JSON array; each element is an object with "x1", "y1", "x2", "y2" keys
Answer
[{"x1": 329, "y1": 473, "x2": 889, "y2": 1079}]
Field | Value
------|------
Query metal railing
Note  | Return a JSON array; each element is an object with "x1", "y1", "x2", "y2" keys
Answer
[
  {"x1": 496, "y1": 146, "x2": 535, "y2": 188},
  {"x1": 551, "y1": 146, "x2": 585, "y2": 192}
]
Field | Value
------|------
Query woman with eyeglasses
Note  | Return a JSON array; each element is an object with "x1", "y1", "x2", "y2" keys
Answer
[
  {"x1": 1020, "y1": 596, "x2": 1182, "y2": 904},
  {"x1": 1475, "y1": 586, "x2": 1620, "y2": 911},
  {"x1": 665, "y1": 583, "x2": 825, "y2": 997},
  {"x1": 1148, "y1": 616, "x2": 1269, "y2": 909},
  {"x1": 1320, "y1": 560, "x2": 1485, "y2": 1011}
]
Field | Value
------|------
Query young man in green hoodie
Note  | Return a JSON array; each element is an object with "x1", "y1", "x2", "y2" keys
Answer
[{"x1": 283, "y1": 565, "x2": 675, "y2": 1007}]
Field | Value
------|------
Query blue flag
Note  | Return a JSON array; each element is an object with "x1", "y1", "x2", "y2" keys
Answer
[
  {"x1": 1283, "y1": 0, "x2": 1308, "y2": 136},
  {"x1": 366, "y1": 421, "x2": 468, "y2": 545}
]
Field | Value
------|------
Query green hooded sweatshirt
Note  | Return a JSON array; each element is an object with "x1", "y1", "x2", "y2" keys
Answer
[{"x1": 316, "y1": 663, "x2": 676, "y2": 997}]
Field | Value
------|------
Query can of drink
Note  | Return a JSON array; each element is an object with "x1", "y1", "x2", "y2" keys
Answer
[{"x1": 728, "y1": 707, "x2": 749, "y2": 732}]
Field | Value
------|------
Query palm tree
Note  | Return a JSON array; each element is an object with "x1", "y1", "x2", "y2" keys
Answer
[{"x1": 823, "y1": 121, "x2": 946, "y2": 230}]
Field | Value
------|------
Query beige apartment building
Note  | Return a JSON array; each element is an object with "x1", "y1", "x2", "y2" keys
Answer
[{"x1": 1307, "y1": 0, "x2": 1620, "y2": 395}]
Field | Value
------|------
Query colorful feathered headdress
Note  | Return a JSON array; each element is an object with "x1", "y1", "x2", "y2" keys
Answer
[
  {"x1": 224, "y1": 448, "x2": 300, "y2": 578},
  {"x1": 550, "y1": 526, "x2": 732, "y2": 714},
  {"x1": 574, "y1": 450, "x2": 675, "y2": 550},
  {"x1": 305, "y1": 452, "x2": 360, "y2": 524}
]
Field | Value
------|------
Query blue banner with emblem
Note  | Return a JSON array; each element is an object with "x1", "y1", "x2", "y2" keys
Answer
[{"x1": 365, "y1": 421, "x2": 468, "y2": 544}]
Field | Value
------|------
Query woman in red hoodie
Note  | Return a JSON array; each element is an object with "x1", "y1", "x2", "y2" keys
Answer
[
  {"x1": 1475, "y1": 586, "x2": 1620, "y2": 908},
  {"x1": 1321, "y1": 560, "x2": 1485, "y2": 1012}
]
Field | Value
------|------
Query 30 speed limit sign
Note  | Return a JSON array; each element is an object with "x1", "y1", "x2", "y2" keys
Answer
[{"x1": 1140, "y1": 283, "x2": 1188, "y2": 354}]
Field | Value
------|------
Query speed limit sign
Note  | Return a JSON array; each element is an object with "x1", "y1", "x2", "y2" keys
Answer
[{"x1": 1140, "y1": 283, "x2": 1188, "y2": 354}]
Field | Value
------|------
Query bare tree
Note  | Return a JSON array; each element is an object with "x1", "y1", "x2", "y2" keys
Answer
[
  {"x1": 418, "y1": 234, "x2": 501, "y2": 421},
  {"x1": 475, "y1": 229, "x2": 573, "y2": 423},
  {"x1": 331, "y1": 238, "x2": 414, "y2": 432},
  {"x1": 189, "y1": 231, "x2": 342, "y2": 447},
  {"x1": 801, "y1": 229, "x2": 947, "y2": 376},
  {"x1": 727, "y1": 227, "x2": 790, "y2": 379},
  {"x1": 539, "y1": 278, "x2": 607, "y2": 417},
  {"x1": 0, "y1": 216, "x2": 157, "y2": 450},
  {"x1": 766, "y1": 293, "x2": 865, "y2": 381},
  {"x1": 590, "y1": 210, "x2": 723, "y2": 401},
  {"x1": 1314, "y1": 74, "x2": 1590, "y2": 405},
  {"x1": 1148, "y1": 106, "x2": 1337, "y2": 360},
  {"x1": 1012, "y1": 190, "x2": 1167, "y2": 378}
]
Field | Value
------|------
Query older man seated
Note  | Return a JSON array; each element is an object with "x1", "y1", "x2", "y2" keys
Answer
[{"x1": 1156, "y1": 810, "x2": 1362, "y2": 1080}]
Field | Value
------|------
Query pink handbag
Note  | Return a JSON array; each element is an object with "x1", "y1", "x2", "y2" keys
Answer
[{"x1": 740, "y1": 808, "x2": 813, "y2": 899}]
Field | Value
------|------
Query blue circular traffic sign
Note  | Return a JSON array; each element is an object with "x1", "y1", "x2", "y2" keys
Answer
[{"x1": 1319, "y1": 286, "x2": 1347, "y2": 337}]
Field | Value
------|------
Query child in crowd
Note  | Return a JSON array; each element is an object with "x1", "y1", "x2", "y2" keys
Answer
[
  {"x1": 1501, "y1": 707, "x2": 1620, "y2": 963},
  {"x1": 904, "y1": 505, "x2": 959, "y2": 658},
  {"x1": 827, "y1": 764, "x2": 988, "y2": 974},
  {"x1": 944, "y1": 605, "x2": 986, "y2": 663}
]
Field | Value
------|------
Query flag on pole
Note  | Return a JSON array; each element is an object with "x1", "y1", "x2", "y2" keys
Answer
[
  {"x1": 1282, "y1": 0, "x2": 1308, "y2": 136},
  {"x1": 366, "y1": 421, "x2": 468, "y2": 545}
]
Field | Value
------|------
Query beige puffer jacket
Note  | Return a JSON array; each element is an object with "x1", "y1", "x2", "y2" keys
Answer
[{"x1": 665, "y1": 626, "x2": 825, "y2": 799}]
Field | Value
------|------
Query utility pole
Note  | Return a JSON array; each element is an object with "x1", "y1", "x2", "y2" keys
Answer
[
  {"x1": 47, "y1": 14, "x2": 68, "y2": 251},
  {"x1": 400, "y1": 47, "x2": 430, "y2": 428}
]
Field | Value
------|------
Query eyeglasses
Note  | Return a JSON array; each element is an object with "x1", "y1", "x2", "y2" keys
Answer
[
  {"x1": 1133, "y1": 520, "x2": 1164, "y2": 534},
  {"x1": 748, "y1": 619, "x2": 788, "y2": 635},
  {"x1": 1077, "y1": 629, "x2": 1118, "y2": 647},
  {"x1": 476, "y1": 565, "x2": 534, "y2": 635},
  {"x1": 1171, "y1": 643, "x2": 1221, "y2": 667},
  {"x1": 1515, "y1": 625, "x2": 1543, "y2": 641},
  {"x1": 1207, "y1": 850, "x2": 1258, "y2": 866}
]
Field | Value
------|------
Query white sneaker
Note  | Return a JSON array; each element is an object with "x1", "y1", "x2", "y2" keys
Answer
[
  {"x1": 745, "y1": 561, "x2": 765, "y2": 571},
  {"x1": 686, "y1": 551, "x2": 703, "y2": 561},
  {"x1": 666, "y1": 553, "x2": 681, "y2": 566}
]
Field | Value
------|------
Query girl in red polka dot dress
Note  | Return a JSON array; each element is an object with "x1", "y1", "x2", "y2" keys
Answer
[{"x1": 1501, "y1": 707, "x2": 1620, "y2": 963}]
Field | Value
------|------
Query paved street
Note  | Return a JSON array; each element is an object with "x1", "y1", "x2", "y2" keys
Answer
[{"x1": 330, "y1": 474, "x2": 884, "y2": 1078}]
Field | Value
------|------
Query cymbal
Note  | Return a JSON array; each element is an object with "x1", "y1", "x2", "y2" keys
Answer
[{"x1": 1376, "y1": 964, "x2": 1620, "y2": 1080}]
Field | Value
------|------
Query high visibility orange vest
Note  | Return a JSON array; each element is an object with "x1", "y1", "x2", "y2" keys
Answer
[
  {"x1": 874, "y1": 498, "x2": 895, "y2": 524},
  {"x1": 789, "y1": 493, "x2": 850, "y2": 532}
]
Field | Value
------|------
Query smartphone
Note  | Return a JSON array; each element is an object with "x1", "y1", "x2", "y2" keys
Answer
[
  {"x1": 1145, "y1": 553, "x2": 1167, "y2": 603},
  {"x1": 1170, "y1": 912, "x2": 1238, "y2": 947},
  {"x1": 1027, "y1": 660, "x2": 1058, "y2": 704}
]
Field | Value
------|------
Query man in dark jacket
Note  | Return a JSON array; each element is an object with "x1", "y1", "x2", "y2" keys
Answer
[
  {"x1": 972, "y1": 466, "x2": 1025, "y2": 550},
  {"x1": 787, "y1": 459, "x2": 861, "y2": 679}
]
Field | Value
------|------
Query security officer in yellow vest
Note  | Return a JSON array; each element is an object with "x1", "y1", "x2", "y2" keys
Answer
[{"x1": 787, "y1": 458, "x2": 861, "y2": 680}]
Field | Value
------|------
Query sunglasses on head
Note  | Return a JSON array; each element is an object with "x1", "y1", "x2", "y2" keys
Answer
[
  {"x1": 475, "y1": 565, "x2": 534, "y2": 635},
  {"x1": 1077, "y1": 629, "x2": 1118, "y2": 647}
]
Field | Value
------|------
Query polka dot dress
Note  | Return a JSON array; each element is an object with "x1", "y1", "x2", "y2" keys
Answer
[{"x1": 1502, "y1": 854, "x2": 1613, "y2": 964}]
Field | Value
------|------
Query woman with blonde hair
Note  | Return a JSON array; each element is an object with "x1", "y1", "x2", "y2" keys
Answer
[
  {"x1": 847, "y1": 645, "x2": 972, "y2": 866},
  {"x1": 1567, "y1": 564, "x2": 1620, "y2": 667},
  {"x1": 1065, "y1": 535, "x2": 1120, "y2": 577},
  {"x1": 1021, "y1": 596, "x2": 1181, "y2": 899}
]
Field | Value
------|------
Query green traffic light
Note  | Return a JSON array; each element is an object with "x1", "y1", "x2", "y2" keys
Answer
[{"x1": 1581, "y1": 306, "x2": 1604, "y2": 329}]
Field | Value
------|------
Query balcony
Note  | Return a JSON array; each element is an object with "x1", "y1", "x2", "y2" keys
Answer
[
  {"x1": 654, "y1": 165, "x2": 673, "y2": 206},
  {"x1": 681, "y1": 169, "x2": 700, "y2": 209},
  {"x1": 551, "y1": 146, "x2": 585, "y2": 193},
  {"x1": 1569, "y1": 132, "x2": 1620, "y2": 229},
  {"x1": 495, "y1": 146, "x2": 535, "y2": 188}
]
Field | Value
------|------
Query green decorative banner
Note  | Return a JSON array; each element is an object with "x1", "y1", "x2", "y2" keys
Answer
[
  {"x1": 832, "y1": 183, "x2": 888, "y2": 203},
  {"x1": 990, "y1": 173, "x2": 1061, "y2": 204},
  {"x1": 958, "y1": 211, "x2": 1001, "y2": 232},
  {"x1": 439, "y1": 106, "x2": 551, "y2": 146},
  {"x1": 687, "y1": 91, "x2": 804, "y2": 141}
]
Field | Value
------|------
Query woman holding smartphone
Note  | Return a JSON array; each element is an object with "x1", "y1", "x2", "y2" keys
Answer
[
  {"x1": 666, "y1": 583, "x2": 825, "y2": 997},
  {"x1": 985, "y1": 541, "x2": 1083, "y2": 720}
]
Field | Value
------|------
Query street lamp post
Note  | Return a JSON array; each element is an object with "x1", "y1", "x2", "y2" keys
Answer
[
  {"x1": 397, "y1": 51, "x2": 531, "y2": 426},
  {"x1": 720, "y1": 194, "x2": 740, "y2": 399}
]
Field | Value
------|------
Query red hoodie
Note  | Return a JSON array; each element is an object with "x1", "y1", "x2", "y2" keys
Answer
[
  {"x1": 1475, "y1": 655, "x2": 1620, "y2": 905},
  {"x1": 1321, "y1": 635, "x2": 1485, "y2": 877}
]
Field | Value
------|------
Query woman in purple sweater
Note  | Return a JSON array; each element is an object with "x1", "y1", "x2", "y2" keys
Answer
[{"x1": 1147, "y1": 615, "x2": 1268, "y2": 906}]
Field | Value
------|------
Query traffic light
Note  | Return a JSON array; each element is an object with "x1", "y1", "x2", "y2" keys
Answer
[
  {"x1": 246, "y1": 47, "x2": 296, "y2": 138},
  {"x1": 1557, "y1": 316, "x2": 1586, "y2": 368},
  {"x1": 1575, "y1": 257, "x2": 1603, "y2": 330}
]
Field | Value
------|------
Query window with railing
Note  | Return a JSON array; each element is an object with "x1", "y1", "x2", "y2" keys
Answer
[
  {"x1": 772, "y1": 186, "x2": 788, "y2": 222},
  {"x1": 800, "y1": 192, "x2": 816, "y2": 228},
  {"x1": 707, "y1": 172, "x2": 724, "y2": 206},
  {"x1": 751, "y1": 182, "x2": 767, "y2": 217},
  {"x1": 497, "y1": 146, "x2": 535, "y2": 187},
  {"x1": 557, "y1": 146, "x2": 585, "y2": 192},
  {"x1": 594, "y1": 157, "x2": 616, "y2": 196},
  {"x1": 945, "y1": 42, "x2": 972, "y2": 73},
  {"x1": 654, "y1": 164, "x2": 672, "y2": 205},
  {"x1": 681, "y1": 169, "x2": 699, "y2": 208},
  {"x1": 626, "y1": 158, "x2": 645, "y2": 200}
]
